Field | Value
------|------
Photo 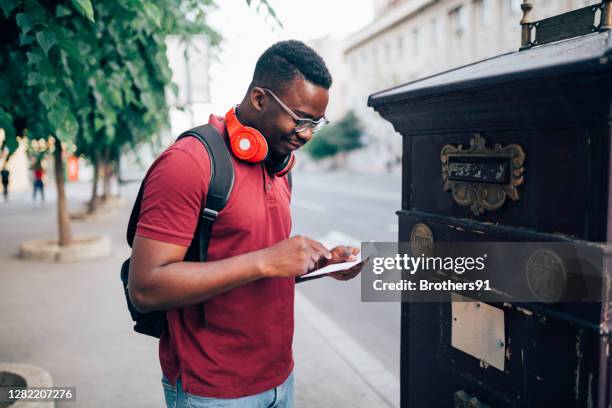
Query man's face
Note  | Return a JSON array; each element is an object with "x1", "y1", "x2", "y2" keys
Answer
[{"x1": 254, "y1": 78, "x2": 329, "y2": 160}]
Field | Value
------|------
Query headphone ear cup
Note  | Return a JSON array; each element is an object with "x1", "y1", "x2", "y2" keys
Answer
[
  {"x1": 230, "y1": 129, "x2": 268, "y2": 162},
  {"x1": 226, "y1": 106, "x2": 269, "y2": 163},
  {"x1": 279, "y1": 153, "x2": 295, "y2": 176},
  {"x1": 267, "y1": 153, "x2": 295, "y2": 177}
]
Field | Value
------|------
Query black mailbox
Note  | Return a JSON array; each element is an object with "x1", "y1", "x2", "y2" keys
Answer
[{"x1": 369, "y1": 2, "x2": 612, "y2": 407}]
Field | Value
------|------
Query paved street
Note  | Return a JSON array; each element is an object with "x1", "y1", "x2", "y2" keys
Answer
[
  {"x1": 290, "y1": 171, "x2": 401, "y2": 378},
  {"x1": 0, "y1": 170, "x2": 401, "y2": 407}
]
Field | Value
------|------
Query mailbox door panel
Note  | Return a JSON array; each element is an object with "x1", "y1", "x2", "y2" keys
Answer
[{"x1": 404, "y1": 129, "x2": 609, "y2": 241}]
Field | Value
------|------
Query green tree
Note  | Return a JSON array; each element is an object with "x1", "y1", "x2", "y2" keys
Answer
[
  {"x1": 70, "y1": 1, "x2": 221, "y2": 213},
  {"x1": 0, "y1": 0, "x2": 278, "y2": 246},
  {"x1": 304, "y1": 110, "x2": 364, "y2": 160}
]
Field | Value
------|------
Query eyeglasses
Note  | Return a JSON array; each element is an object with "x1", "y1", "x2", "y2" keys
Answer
[{"x1": 259, "y1": 87, "x2": 329, "y2": 134}]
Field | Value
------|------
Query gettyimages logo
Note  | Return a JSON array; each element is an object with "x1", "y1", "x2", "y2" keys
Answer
[{"x1": 371, "y1": 253, "x2": 488, "y2": 275}]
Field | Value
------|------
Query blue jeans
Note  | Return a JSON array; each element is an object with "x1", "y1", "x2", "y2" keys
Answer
[{"x1": 162, "y1": 372, "x2": 294, "y2": 408}]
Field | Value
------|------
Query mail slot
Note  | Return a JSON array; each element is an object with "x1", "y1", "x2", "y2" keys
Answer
[
  {"x1": 369, "y1": 2, "x2": 612, "y2": 407},
  {"x1": 446, "y1": 156, "x2": 510, "y2": 185}
]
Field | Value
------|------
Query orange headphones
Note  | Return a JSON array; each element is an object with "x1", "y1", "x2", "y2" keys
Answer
[{"x1": 225, "y1": 106, "x2": 295, "y2": 176}]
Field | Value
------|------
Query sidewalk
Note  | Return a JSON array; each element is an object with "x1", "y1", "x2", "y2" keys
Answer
[
  {"x1": 294, "y1": 293, "x2": 398, "y2": 407},
  {"x1": 0, "y1": 182, "x2": 397, "y2": 407}
]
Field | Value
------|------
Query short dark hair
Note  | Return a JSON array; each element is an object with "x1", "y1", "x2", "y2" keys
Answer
[{"x1": 251, "y1": 40, "x2": 332, "y2": 93}]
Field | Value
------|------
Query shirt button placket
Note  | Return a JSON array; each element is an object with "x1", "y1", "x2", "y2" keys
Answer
[
  {"x1": 262, "y1": 164, "x2": 277, "y2": 203},
  {"x1": 262, "y1": 165, "x2": 272, "y2": 195}
]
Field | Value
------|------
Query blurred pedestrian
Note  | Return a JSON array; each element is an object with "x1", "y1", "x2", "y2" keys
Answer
[
  {"x1": 33, "y1": 164, "x2": 44, "y2": 203},
  {"x1": 1, "y1": 164, "x2": 9, "y2": 201}
]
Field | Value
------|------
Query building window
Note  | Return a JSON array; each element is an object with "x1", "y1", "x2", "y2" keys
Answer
[
  {"x1": 384, "y1": 41, "x2": 392, "y2": 61},
  {"x1": 432, "y1": 17, "x2": 443, "y2": 44},
  {"x1": 412, "y1": 28, "x2": 420, "y2": 54},
  {"x1": 449, "y1": 6, "x2": 467, "y2": 36},
  {"x1": 397, "y1": 35, "x2": 403, "y2": 59},
  {"x1": 476, "y1": 0, "x2": 493, "y2": 26}
]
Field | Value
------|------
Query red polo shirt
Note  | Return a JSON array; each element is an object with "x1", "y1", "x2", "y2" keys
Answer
[{"x1": 135, "y1": 114, "x2": 294, "y2": 398}]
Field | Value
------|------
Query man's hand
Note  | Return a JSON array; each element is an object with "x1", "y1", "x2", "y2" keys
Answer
[
  {"x1": 319, "y1": 245, "x2": 367, "y2": 281},
  {"x1": 258, "y1": 235, "x2": 332, "y2": 278}
]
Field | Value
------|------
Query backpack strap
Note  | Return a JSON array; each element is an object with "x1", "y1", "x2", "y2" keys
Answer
[
  {"x1": 126, "y1": 124, "x2": 235, "y2": 261},
  {"x1": 126, "y1": 182, "x2": 145, "y2": 247},
  {"x1": 176, "y1": 124, "x2": 234, "y2": 328},
  {"x1": 176, "y1": 125, "x2": 235, "y2": 262}
]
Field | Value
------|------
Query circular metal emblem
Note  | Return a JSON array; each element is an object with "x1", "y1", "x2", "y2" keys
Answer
[
  {"x1": 410, "y1": 223, "x2": 434, "y2": 257},
  {"x1": 525, "y1": 249, "x2": 567, "y2": 303}
]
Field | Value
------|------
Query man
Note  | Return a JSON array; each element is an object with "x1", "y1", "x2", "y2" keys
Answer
[
  {"x1": 32, "y1": 164, "x2": 44, "y2": 202},
  {"x1": 129, "y1": 40, "x2": 365, "y2": 408},
  {"x1": 1, "y1": 164, "x2": 9, "y2": 201}
]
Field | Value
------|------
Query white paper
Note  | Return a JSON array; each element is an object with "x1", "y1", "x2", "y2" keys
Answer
[{"x1": 299, "y1": 253, "x2": 364, "y2": 278}]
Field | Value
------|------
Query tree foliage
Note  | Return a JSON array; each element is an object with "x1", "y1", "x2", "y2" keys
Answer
[
  {"x1": 0, "y1": 0, "x2": 279, "y2": 244},
  {"x1": 304, "y1": 110, "x2": 364, "y2": 160},
  {"x1": 0, "y1": 0, "x2": 224, "y2": 162},
  {"x1": 0, "y1": 0, "x2": 281, "y2": 163}
]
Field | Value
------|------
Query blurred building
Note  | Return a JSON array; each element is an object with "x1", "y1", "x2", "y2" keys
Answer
[
  {"x1": 317, "y1": 0, "x2": 599, "y2": 172},
  {"x1": 307, "y1": 35, "x2": 350, "y2": 122},
  {"x1": 166, "y1": 35, "x2": 211, "y2": 135}
]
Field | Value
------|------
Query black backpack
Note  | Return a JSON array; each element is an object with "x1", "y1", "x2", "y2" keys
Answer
[{"x1": 120, "y1": 124, "x2": 235, "y2": 338}]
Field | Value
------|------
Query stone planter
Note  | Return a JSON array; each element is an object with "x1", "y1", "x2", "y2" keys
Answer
[
  {"x1": 0, "y1": 363, "x2": 54, "y2": 408},
  {"x1": 19, "y1": 236, "x2": 112, "y2": 262}
]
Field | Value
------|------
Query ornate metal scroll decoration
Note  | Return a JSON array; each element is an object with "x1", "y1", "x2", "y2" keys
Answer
[{"x1": 441, "y1": 134, "x2": 526, "y2": 216}]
